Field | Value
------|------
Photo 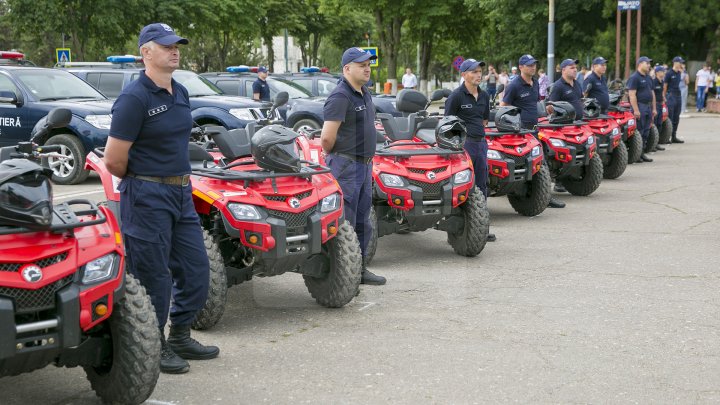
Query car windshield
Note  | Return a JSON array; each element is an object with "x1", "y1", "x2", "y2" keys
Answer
[
  {"x1": 173, "y1": 70, "x2": 222, "y2": 97},
  {"x1": 267, "y1": 78, "x2": 313, "y2": 99},
  {"x1": 15, "y1": 69, "x2": 106, "y2": 101}
]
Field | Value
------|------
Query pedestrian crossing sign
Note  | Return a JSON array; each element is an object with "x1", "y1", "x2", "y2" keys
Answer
[
  {"x1": 56, "y1": 48, "x2": 71, "y2": 64},
  {"x1": 360, "y1": 47, "x2": 379, "y2": 67}
]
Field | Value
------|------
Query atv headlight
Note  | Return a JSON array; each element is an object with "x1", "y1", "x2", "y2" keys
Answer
[
  {"x1": 487, "y1": 150, "x2": 503, "y2": 160},
  {"x1": 228, "y1": 203, "x2": 261, "y2": 220},
  {"x1": 229, "y1": 108, "x2": 255, "y2": 120},
  {"x1": 453, "y1": 169, "x2": 472, "y2": 185},
  {"x1": 81, "y1": 253, "x2": 118, "y2": 284},
  {"x1": 628, "y1": 119, "x2": 635, "y2": 126},
  {"x1": 531, "y1": 145, "x2": 542, "y2": 157},
  {"x1": 85, "y1": 114, "x2": 112, "y2": 129},
  {"x1": 320, "y1": 193, "x2": 340, "y2": 213},
  {"x1": 612, "y1": 127, "x2": 619, "y2": 135},
  {"x1": 379, "y1": 173, "x2": 405, "y2": 187},
  {"x1": 587, "y1": 136, "x2": 595, "y2": 145},
  {"x1": 549, "y1": 139, "x2": 566, "y2": 147}
]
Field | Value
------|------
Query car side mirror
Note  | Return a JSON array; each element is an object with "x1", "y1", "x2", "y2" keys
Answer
[{"x1": 0, "y1": 90, "x2": 18, "y2": 105}]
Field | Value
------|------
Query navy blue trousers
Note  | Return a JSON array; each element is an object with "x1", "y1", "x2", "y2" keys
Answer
[
  {"x1": 654, "y1": 102, "x2": 663, "y2": 129},
  {"x1": 118, "y1": 177, "x2": 209, "y2": 328},
  {"x1": 634, "y1": 103, "x2": 652, "y2": 147},
  {"x1": 327, "y1": 155, "x2": 373, "y2": 258},
  {"x1": 666, "y1": 93, "x2": 682, "y2": 138},
  {"x1": 464, "y1": 138, "x2": 489, "y2": 198}
]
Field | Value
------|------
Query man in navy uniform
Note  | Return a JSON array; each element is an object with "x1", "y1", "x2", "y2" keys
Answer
[
  {"x1": 321, "y1": 47, "x2": 385, "y2": 285},
  {"x1": 663, "y1": 56, "x2": 686, "y2": 143},
  {"x1": 583, "y1": 56, "x2": 610, "y2": 114},
  {"x1": 445, "y1": 58, "x2": 496, "y2": 242},
  {"x1": 651, "y1": 65, "x2": 667, "y2": 151},
  {"x1": 501, "y1": 53, "x2": 565, "y2": 209},
  {"x1": 252, "y1": 66, "x2": 270, "y2": 102},
  {"x1": 626, "y1": 56, "x2": 657, "y2": 163},
  {"x1": 104, "y1": 23, "x2": 219, "y2": 374}
]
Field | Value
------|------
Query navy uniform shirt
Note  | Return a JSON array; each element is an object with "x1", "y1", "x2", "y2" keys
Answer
[
  {"x1": 626, "y1": 71, "x2": 654, "y2": 104},
  {"x1": 502, "y1": 75, "x2": 539, "y2": 126},
  {"x1": 252, "y1": 78, "x2": 271, "y2": 101},
  {"x1": 583, "y1": 72, "x2": 610, "y2": 112},
  {"x1": 445, "y1": 85, "x2": 490, "y2": 139},
  {"x1": 323, "y1": 78, "x2": 376, "y2": 159},
  {"x1": 548, "y1": 77, "x2": 584, "y2": 119},
  {"x1": 652, "y1": 77, "x2": 664, "y2": 104},
  {"x1": 110, "y1": 70, "x2": 192, "y2": 177},
  {"x1": 664, "y1": 69, "x2": 683, "y2": 96}
]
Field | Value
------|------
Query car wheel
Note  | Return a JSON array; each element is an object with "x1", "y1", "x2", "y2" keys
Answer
[
  {"x1": 292, "y1": 118, "x2": 321, "y2": 133},
  {"x1": 44, "y1": 133, "x2": 89, "y2": 185}
]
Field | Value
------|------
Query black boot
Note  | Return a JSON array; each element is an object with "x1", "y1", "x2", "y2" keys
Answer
[
  {"x1": 548, "y1": 197, "x2": 566, "y2": 208},
  {"x1": 160, "y1": 330, "x2": 189, "y2": 374},
  {"x1": 167, "y1": 324, "x2": 220, "y2": 360},
  {"x1": 487, "y1": 233, "x2": 497, "y2": 242},
  {"x1": 640, "y1": 153, "x2": 653, "y2": 162},
  {"x1": 553, "y1": 184, "x2": 567, "y2": 193},
  {"x1": 654, "y1": 144, "x2": 665, "y2": 151},
  {"x1": 361, "y1": 267, "x2": 386, "y2": 285},
  {"x1": 671, "y1": 136, "x2": 685, "y2": 143}
]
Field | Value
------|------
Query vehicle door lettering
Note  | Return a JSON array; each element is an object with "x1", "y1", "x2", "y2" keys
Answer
[{"x1": 0, "y1": 116, "x2": 21, "y2": 127}]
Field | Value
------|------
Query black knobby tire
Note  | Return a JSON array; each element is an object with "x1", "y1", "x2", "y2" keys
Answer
[
  {"x1": 602, "y1": 139, "x2": 628, "y2": 179},
  {"x1": 303, "y1": 220, "x2": 361, "y2": 307},
  {"x1": 626, "y1": 132, "x2": 643, "y2": 164},
  {"x1": 364, "y1": 207, "x2": 378, "y2": 265},
  {"x1": 292, "y1": 118, "x2": 321, "y2": 133},
  {"x1": 508, "y1": 164, "x2": 551, "y2": 216},
  {"x1": 44, "y1": 134, "x2": 89, "y2": 185},
  {"x1": 561, "y1": 154, "x2": 604, "y2": 196},
  {"x1": 646, "y1": 125, "x2": 659, "y2": 153},
  {"x1": 192, "y1": 229, "x2": 228, "y2": 330},
  {"x1": 85, "y1": 273, "x2": 160, "y2": 405},
  {"x1": 447, "y1": 187, "x2": 490, "y2": 257},
  {"x1": 659, "y1": 119, "x2": 673, "y2": 144}
]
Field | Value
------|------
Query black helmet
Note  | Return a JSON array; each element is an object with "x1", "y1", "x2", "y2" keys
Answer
[
  {"x1": 251, "y1": 125, "x2": 302, "y2": 173},
  {"x1": 583, "y1": 98, "x2": 600, "y2": 119},
  {"x1": 548, "y1": 101, "x2": 576, "y2": 124},
  {"x1": 435, "y1": 116, "x2": 467, "y2": 150},
  {"x1": 495, "y1": 106, "x2": 522, "y2": 132},
  {"x1": 608, "y1": 93, "x2": 621, "y2": 106},
  {"x1": 0, "y1": 159, "x2": 53, "y2": 230}
]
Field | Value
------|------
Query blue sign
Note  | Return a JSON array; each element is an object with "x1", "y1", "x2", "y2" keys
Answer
[
  {"x1": 56, "y1": 48, "x2": 71, "y2": 64},
  {"x1": 618, "y1": 0, "x2": 641, "y2": 10},
  {"x1": 360, "y1": 47, "x2": 378, "y2": 67},
  {"x1": 452, "y1": 56, "x2": 464, "y2": 71}
]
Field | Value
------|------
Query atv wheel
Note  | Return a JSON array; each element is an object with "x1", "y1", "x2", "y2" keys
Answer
[
  {"x1": 626, "y1": 132, "x2": 643, "y2": 164},
  {"x1": 508, "y1": 164, "x2": 551, "y2": 216},
  {"x1": 659, "y1": 119, "x2": 673, "y2": 144},
  {"x1": 646, "y1": 125, "x2": 659, "y2": 153},
  {"x1": 85, "y1": 273, "x2": 160, "y2": 405},
  {"x1": 447, "y1": 187, "x2": 489, "y2": 257},
  {"x1": 303, "y1": 220, "x2": 361, "y2": 307},
  {"x1": 364, "y1": 207, "x2": 378, "y2": 265},
  {"x1": 602, "y1": 139, "x2": 628, "y2": 179},
  {"x1": 561, "y1": 154, "x2": 603, "y2": 196},
  {"x1": 44, "y1": 134, "x2": 89, "y2": 185},
  {"x1": 192, "y1": 229, "x2": 227, "y2": 330}
]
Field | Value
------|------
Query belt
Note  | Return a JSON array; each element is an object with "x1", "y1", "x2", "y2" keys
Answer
[
  {"x1": 126, "y1": 172, "x2": 191, "y2": 186},
  {"x1": 333, "y1": 152, "x2": 373, "y2": 164}
]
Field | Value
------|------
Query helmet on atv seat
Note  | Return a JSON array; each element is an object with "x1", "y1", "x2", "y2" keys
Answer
[
  {"x1": 494, "y1": 106, "x2": 522, "y2": 132},
  {"x1": 251, "y1": 125, "x2": 302, "y2": 173},
  {"x1": 0, "y1": 159, "x2": 53, "y2": 230},
  {"x1": 435, "y1": 116, "x2": 467, "y2": 150},
  {"x1": 548, "y1": 101, "x2": 576, "y2": 124},
  {"x1": 583, "y1": 98, "x2": 601, "y2": 119}
]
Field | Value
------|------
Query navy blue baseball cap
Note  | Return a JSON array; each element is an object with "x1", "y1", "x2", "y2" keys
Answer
[
  {"x1": 138, "y1": 23, "x2": 188, "y2": 48},
  {"x1": 654, "y1": 65, "x2": 666, "y2": 72},
  {"x1": 592, "y1": 56, "x2": 607, "y2": 65},
  {"x1": 636, "y1": 56, "x2": 652, "y2": 65},
  {"x1": 560, "y1": 58, "x2": 579, "y2": 69},
  {"x1": 518, "y1": 54, "x2": 537, "y2": 66},
  {"x1": 672, "y1": 56, "x2": 685, "y2": 63},
  {"x1": 459, "y1": 58, "x2": 486, "y2": 72},
  {"x1": 341, "y1": 47, "x2": 377, "y2": 67},
  {"x1": 257, "y1": 66, "x2": 268, "y2": 73}
]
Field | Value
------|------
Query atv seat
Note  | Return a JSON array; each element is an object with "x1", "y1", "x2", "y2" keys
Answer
[
  {"x1": 537, "y1": 101, "x2": 548, "y2": 117},
  {"x1": 188, "y1": 143, "x2": 216, "y2": 169},
  {"x1": 414, "y1": 116, "x2": 439, "y2": 143},
  {"x1": 207, "y1": 125, "x2": 252, "y2": 161},
  {"x1": 377, "y1": 113, "x2": 418, "y2": 141}
]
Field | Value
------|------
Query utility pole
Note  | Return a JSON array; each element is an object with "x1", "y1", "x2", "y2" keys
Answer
[
  {"x1": 615, "y1": 9, "x2": 621, "y2": 79},
  {"x1": 547, "y1": 0, "x2": 556, "y2": 82},
  {"x1": 624, "y1": 10, "x2": 631, "y2": 79},
  {"x1": 284, "y1": 29, "x2": 289, "y2": 73}
]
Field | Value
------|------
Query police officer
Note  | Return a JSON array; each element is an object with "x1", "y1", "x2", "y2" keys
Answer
[
  {"x1": 320, "y1": 47, "x2": 385, "y2": 285},
  {"x1": 626, "y1": 56, "x2": 657, "y2": 163},
  {"x1": 583, "y1": 57, "x2": 610, "y2": 114},
  {"x1": 252, "y1": 66, "x2": 270, "y2": 102},
  {"x1": 663, "y1": 56, "x2": 686, "y2": 143},
  {"x1": 445, "y1": 58, "x2": 496, "y2": 242},
  {"x1": 104, "y1": 23, "x2": 219, "y2": 374},
  {"x1": 500, "y1": 54, "x2": 565, "y2": 209},
  {"x1": 652, "y1": 65, "x2": 667, "y2": 151}
]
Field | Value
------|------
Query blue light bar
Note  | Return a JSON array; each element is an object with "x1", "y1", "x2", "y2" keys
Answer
[
  {"x1": 300, "y1": 66, "x2": 321, "y2": 73},
  {"x1": 226, "y1": 65, "x2": 251, "y2": 73},
  {"x1": 107, "y1": 55, "x2": 142, "y2": 63}
]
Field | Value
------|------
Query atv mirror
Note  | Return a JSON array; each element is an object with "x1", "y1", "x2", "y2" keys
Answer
[
  {"x1": 273, "y1": 91, "x2": 289, "y2": 108},
  {"x1": 496, "y1": 84, "x2": 505, "y2": 95},
  {"x1": 46, "y1": 108, "x2": 72, "y2": 129},
  {"x1": 430, "y1": 89, "x2": 450, "y2": 102}
]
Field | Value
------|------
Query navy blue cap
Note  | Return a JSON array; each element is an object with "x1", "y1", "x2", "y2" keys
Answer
[
  {"x1": 138, "y1": 23, "x2": 188, "y2": 48},
  {"x1": 636, "y1": 56, "x2": 652, "y2": 65},
  {"x1": 560, "y1": 58, "x2": 579, "y2": 69},
  {"x1": 257, "y1": 66, "x2": 268, "y2": 73},
  {"x1": 672, "y1": 56, "x2": 685, "y2": 63},
  {"x1": 592, "y1": 56, "x2": 607, "y2": 65},
  {"x1": 654, "y1": 65, "x2": 666, "y2": 72},
  {"x1": 459, "y1": 58, "x2": 486, "y2": 72},
  {"x1": 341, "y1": 47, "x2": 377, "y2": 67},
  {"x1": 518, "y1": 54, "x2": 537, "y2": 66}
]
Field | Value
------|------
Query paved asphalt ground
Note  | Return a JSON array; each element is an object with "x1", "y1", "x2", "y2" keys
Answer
[{"x1": 1, "y1": 115, "x2": 719, "y2": 404}]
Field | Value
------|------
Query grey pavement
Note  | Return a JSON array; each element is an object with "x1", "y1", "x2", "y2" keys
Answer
[{"x1": 1, "y1": 115, "x2": 719, "y2": 404}]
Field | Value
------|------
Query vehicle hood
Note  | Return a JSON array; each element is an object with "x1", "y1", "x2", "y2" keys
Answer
[
  {"x1": 190, "y1": 95, "x2": 269, "y2": 110},
  {"x1": 38, "y1": 99, "x2": 114, "y2": 117}
]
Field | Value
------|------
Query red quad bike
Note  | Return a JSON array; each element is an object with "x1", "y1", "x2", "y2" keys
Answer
[
  {"x1": 607, "y1": 80, "x2": 642, "y2": 164},
  {"x1": 657, "y1": 101, "x2": 673, "y2": 145},
  {"x1": 580, "y1": 98, "x2": 628, "y2": 180},
  {"x1": 366, "y1": 89, "x2": 490, "y2": 260},
  {"x1": 1, "y1": 109, "x2": 160, "y2": 405},
  {"x1": 536, "y1": 101, "x2": 604, "y2": 196}
]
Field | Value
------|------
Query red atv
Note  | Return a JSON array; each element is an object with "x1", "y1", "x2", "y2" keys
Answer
[
  {"x1": 650, "y1": 101, "x2": 672, "y2": 147},
  {"x1": 537, "y1": 101, "x2": 603, "y2": 196},
  {"x1": 581, "y1": 98, "x2": 627, "y2": 179},
  {"x1": 2, "y1": 109, "x2": 160, "y2": 404},
  {"x1": 607, "y1": 80, "x2": 642, "y2": 164}
]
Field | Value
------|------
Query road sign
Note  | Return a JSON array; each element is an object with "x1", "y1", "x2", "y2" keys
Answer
[
  {"x1": 56, "y1": 48, "x2": 71, "y2": 64},
  {"x1": 452, "y1": 56, "x2": 464, "y2": 71},
  {"x1": 617, "y1": 0, "x2": 640, "y2": 10},
  {"x1": 360, "y1": 47, "x2": 379, "y2": 67}
]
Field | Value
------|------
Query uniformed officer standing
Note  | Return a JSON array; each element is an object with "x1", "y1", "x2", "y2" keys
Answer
[
  {"x1": 104, "y1": 23, "x2": 219, "y2": 374},
  {"x1": 626, "y1": 56, "x2": 657, "y2": 163},
  {"x1": 445, "y1": 58, "x2": 496, "y2": 242},
  {"x1": 321, "y1": 47, "x2": 385, "y2": 285},
  {"x1": 663, "y1": 56, "x2": 686, "y2": 144},
  {"x1": 500, "y1": 54, "x2": 565, "y2": 209},
  {"x1": 583, "y1": 57, "x2": 610, "y2": 114},
  {"x1": 252, "y1": 66, "x2": 271, "y2": 102},
  {"x1": 651, "y1": 65, "x2": 667, "y2": 151}
]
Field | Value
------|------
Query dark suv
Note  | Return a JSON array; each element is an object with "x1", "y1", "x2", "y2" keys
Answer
[{"x1": 0, "y1": 66, "x2": 113, "y2": 184}]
